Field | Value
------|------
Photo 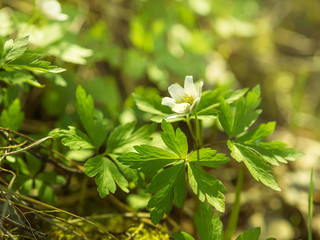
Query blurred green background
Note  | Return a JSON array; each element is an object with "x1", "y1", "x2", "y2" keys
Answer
[{"x1": 0, "y1": 0, "x2": 319, "y2": 239}]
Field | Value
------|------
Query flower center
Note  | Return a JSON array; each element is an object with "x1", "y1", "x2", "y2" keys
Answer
[{"x1": 176, "y1": 94, "x2": 194, "y2": 104}]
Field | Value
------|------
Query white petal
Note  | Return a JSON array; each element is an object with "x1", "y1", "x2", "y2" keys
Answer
[
  {"x1": 161, "y1": 97, "x2": 176, "y2": 108},
  {"x1": 172, "y1": 103, "x2": 191, "y2": 114},
  {"x1": 168, "y1": 84, "x2": 185, "y2": 100},
  {"x1": 197, "y1": 81, "x2": 203, "y2": 98},
  {"x1": 190, "y1": 97, "x2": 200, "y2": 112},
  {"x1": 164, "y1": 113, "x2": 186, "y2": 119},
  {"x1": 184, "y1": 76, "x2": 197, "y2": 98},
  {"x1": 54, "y1": 13, "x2": 68, "y2": 21}
]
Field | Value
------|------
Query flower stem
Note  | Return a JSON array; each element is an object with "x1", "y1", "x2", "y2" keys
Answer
[
  {"x1": 224, "y1": 165, "x2": 244, "y2": 240},
  {"x1": 194, "y1": 112, "x2": 200, "y2": 148},
  {"x1": 194, "y1": 112, "x2": 200, "y2": 161},
  {"x1": 186, "y1": 116, "x2": 197, "y2": 145}
]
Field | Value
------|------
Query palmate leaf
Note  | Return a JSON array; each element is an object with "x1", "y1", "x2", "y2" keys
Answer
[
  {"x1": 1, "y1": 36, "x2": 65, "y2": 74},
  {"x1": 218, "y1": 86, "x2": 302, "y2": 191},
  {"x1": 76, "y1": 86, "x2": 108, "y2": 148},
  {"x1": 49, "y1": 126, "x2": 95, "y2": 150},
  {"x1": 107, "y1": 121, "x2": 156, "y2": 153},
  {"x1": 236, "y1": 122, "x2": 303, "y2": 166},
  {"x1": 119, "y1": 120, "x2": 228, "y2": 224},
  {"x1": 187, "y1": 148, "x2": 230, "y2": 168},
  {"x1": 160, "y1": 119, "x2": 188, "y2": 157},
  {"x1": 219, "y1": 85, "x2": 261, "y2": 138},
  {"x1": 228, "y1": 141, "x2": 280, "y2": 191},
  {"x1": 146, "y1": 163, "x2": 186, "y2": 224},
  {"x1": 194, "y1": 203, "x2": 223, "y2": 240},
  {"x1": 84, "y1": 156, "x2": 129, "y2": 197},
  {"x1": 6, "y1": 53, "x2": 65, "y2": 73},
  {"x1": 196, "y1": 88, "x2": 248, "y2": 118},
  {"x1": 118, "y1": 144, "x2": 179, "y2": 175},
  {"x1": 188, "y1": 163, "x2": 226, "y2": 211},
  {"x1": 3, "y1": 36, "x2": 29, "y2": 62}
]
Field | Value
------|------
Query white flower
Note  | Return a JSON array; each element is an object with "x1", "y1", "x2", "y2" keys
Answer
[
  {"x1": 36, "y1": 0, "x2": 68, "y2": 21},
  {"x1": 162, "y1": 76, "x2": 203, "y2": 119}
]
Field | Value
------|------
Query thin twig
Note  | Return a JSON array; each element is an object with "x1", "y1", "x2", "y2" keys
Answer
[{"x1": 0, "y1": 188, "x2": 119, "y2": 240}]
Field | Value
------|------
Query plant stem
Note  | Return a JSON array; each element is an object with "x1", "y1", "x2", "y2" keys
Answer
[
  {"x1": 224, "y1": 165, "x2": 244, "y2": 240},
  {"x1": 194, "y1": 112, "x2": 200, "y2": 148},
  {"x1": 186, "y1": 116, "x2": 197, "y2": 145},
  {"x1": 194, "y1": 112, "x2": 200, "y2": 161}
]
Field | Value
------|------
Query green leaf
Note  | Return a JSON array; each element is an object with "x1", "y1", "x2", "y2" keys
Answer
[
  {"x1": 161, "y1": 120, "x2": 188, "y2": 158},
  {"x1": 237, "y1": 122, "x2": 276, "y2": 143},
  {"x1": 3, "y1": 36, "x2": 29, "y2": 62},
  {"x1": 133, "y1": 87, "x2": 172, "y2": 119},
  {"x1": 26, "y1": 153, "x2": 41, "y2": 176},
  {"x1": 187, "y1": 148, "x2": 230, "y2": 168},
  {"x1": 118, "y1": 144, "x2": 179, "y2": 176},
  {"x1": 0, "y1": 38, "x2": 4, "y2": 60},
  {"x1": 0, "y1": 98, "x2": 24, "y2": 131},
  {"x1": 76, "y1": 85, "x2": 108, "y2": 148},
  {"x1": 188, "y1": 163, "x2": 226, "y2": 211},
  {"x1": 236, "y1": 122, "x2": 303, "y2": 166},
  {"x1": 247, "y1": 141, "x2": 302, "y2": 166},
  {"x1": 194, "y1": 203, "x2": 223, "y2": 240},
  {"x1": 37, "y1": 172, "x2": 66, "y2": 185},
  {"x1": 146, "y1": 163, "x2": 186, "y2": 224},
  {"x1": 146, "y1": 184, "x2": 173, "y2": 224},
  {"x1": 219, "y1": 86, "x2": 262, "y2": 138},
  {"x1": 235, "y1": 227, "x2": 261, "y2": 240},
  {"x1": 196, "y1": 88, "x2": 248, "y2": 117},
  {"x1": 232, "y1": 86, "x2": 261, "y2": 137},
  {"x1": 0, "y1": 71, "x2": 44, "y2": 87},
  {"x1": 34, "y1": 179, "x2": 55, "y2": 205},
  {"x1": 6, "y1": 53, "x2": 65, "y2": 73},
  {"x1": 107, "y1": 122, "x2": 156, "y2": 153},
  {"x1": 218, "y1": 98, "x2": 233, "y2": 136},
  {"x1": 49, "y1": 126, "x2": 95, "y2": 150},
  {"x1": 84, "y1": 156, "x2": 129, "y2": 197},
  {"x1": 228, "y1": 141, "x2": 280, "y2": 191},
  {"x1": 173, "y1": 232, "x2": 195, "y2": 240}
]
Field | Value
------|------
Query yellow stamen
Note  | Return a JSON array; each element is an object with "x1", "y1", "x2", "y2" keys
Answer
[{"x1": 176, "y1": 94, "x2": 194, "y2": 104}]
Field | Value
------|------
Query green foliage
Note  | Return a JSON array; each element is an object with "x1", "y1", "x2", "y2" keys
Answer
[
  {"x1": 119, "y1": 120, "x2": 228, "y2": 224},
  {"x1": 133, "y1": 86, "x2": 248, "y2": 122},
  {"x1": 0, "y1": 1, "x2": 307, "y2": 238},
  {"x1": 106, "y1": 121, "x2": 156, "y2": 153},
  {"x1": 0, "y1": 36, "x2": 65, "y2": 87},
  {"x1": 235, "y1": 228, "x2": 261, "y2": 240},
  {"x1": 188, "y1": 164, "x2": 226, "y2": 211},
  {"x1": 218, "y1": 87, "x2": 302, "y2": 191},
  {"x1": 3, "y1": 36, "x2": 29, "y2": 62},
  {"x1": 194, "y1": 203, "x2": 223, "y2": 240},
  {"x1": 219, "y1": 86, "x2": 261, "y2": 138},
  {"x1": 146, "y1": 163, "x2": 186, "y2": 224},
  {"x1": 49, "y1": 126, "x2": 95, "y2": 150},
  {"x1": 76, "y1": 85, "x2": 108, "y2": 148},
  {"x1": 84, "y1": 156, "x2": 129, "y2": 197},
  {"x1": 228, "y1": 141, "x2": 280, "y2": 191},
  {"x1": 173, "y1": 232, "x2": 194, "y2": 240},
  {"x1": 133, "y1": 87, "x2": 173, "y2": 122},
  {"x1": 0, "y1": 98, "x2": 24, "y2": 131},
  {"x1": 12, "y1": 153, "x2": 66, "y2": 205}
]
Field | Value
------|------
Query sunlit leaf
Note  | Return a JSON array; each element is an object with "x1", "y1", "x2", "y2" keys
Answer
[{"x1": 84, "y1": 156, "x2": 129, "y2": 197}]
